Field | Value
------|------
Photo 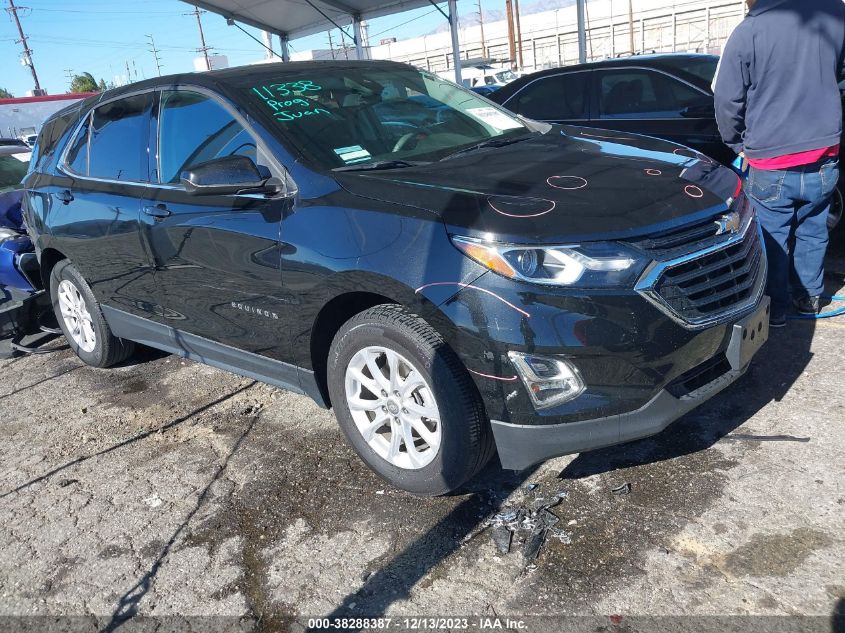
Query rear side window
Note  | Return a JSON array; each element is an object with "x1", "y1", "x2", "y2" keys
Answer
[
  {"x1": 65, "y1": 94, "x2": 150, "y2": 181},
  {"x1": 669, "y1": 57, "x2": 719, "y2": 85},
  {"x1": 157, "y1": 90, "x2": 257, "y2": 184},
  {"x1": 597, "y1": 69, "x2": 705, "y2": 119},
  {"x1": 510, "y1": 73, "x2": 588, "y2": 121},
  {"x1": 65, "y1": 115, "x2": 90, "y2": 175}
]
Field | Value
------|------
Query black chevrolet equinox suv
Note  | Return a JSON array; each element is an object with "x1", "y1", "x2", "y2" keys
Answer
[{"x1": 23, "y1": 61, "x2": 769, "y2": 495}]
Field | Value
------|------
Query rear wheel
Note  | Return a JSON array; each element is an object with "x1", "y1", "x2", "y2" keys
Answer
[
  {"x1": 50, "y1": 259, "x2": 134, "y2": 368},
  {"x1": 327, "y1": 304, "x2": 494, "y2": 496}
]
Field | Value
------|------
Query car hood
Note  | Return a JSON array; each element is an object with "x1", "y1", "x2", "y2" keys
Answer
[{"x1": 334, "y1": 125, "x2": 741, "y2": 244}]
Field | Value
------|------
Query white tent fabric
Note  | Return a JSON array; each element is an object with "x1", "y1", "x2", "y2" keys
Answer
[
  {"x1": 189, "y1": 0, "x2": 438, "y2": 40},
  {"x1": 186, "y1": 0, "x2": 464, "y2": 80}
]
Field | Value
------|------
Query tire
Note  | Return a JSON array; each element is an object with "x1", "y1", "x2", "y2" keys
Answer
[
  {"x1": 50, "y1": 259, "x2": 134, "y2": 368},
  {"x1": 327, "y1": 304, "x2": 494, "y2": 496}
]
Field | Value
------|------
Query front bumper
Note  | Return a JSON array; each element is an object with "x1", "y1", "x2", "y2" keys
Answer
[{"x1": 491, "y1": 296, "x2": 770, "y2": 470}]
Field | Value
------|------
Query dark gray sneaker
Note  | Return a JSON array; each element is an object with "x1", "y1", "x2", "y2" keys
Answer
[
  {"x1": 769, "y1": 312, "x2": 787, "y2": 328},
  {"x1": 794, "y1": 296, "x2": 821, "y2": 316}
]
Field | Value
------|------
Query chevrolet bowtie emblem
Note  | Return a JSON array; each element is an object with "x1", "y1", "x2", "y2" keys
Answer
[{"x1": 714, "y1": 211, "x2": 741, "y2": 235}]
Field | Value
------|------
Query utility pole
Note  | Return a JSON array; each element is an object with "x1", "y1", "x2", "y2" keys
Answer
[
  {"x1": 505, "y1": 0, "x2": 516, "y2": 70},
  {"x1": 327, "y1": 30, "x2": 337, "y2": 60},
  {"x1": 190, "y1": 6, "x2": 212, "y2": 70},
  {"x1": 338, "y1": 29, "x2": 349, "y2": 60},
  {"x1": 6, "y1": 0, "x2": 43, "y2": 94},
  {"x1": 64, "y1": 68, "x2": 74, "y2": 85},
  {"x1": 146, "y1": 34, "x2": 163, "y2": 76},
  {"x1": 628, "y1": 0, "x2": 635, "y2": 55},
  {"x1": 125, "y1": 60, "x2": 132, "y2": 86},
  {"x1": 477, "y1": 0, "x2": 487, "y2": 58},
  {"x1": 513, "y1": 0, "x2": 524, "y2": 69}
]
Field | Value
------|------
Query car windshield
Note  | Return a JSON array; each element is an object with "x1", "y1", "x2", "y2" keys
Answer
[
  {"x1": 0, "y1": 151, "x2": 30, "y2": 193},
  {"x1": 495, "y1": 70, "x2": 517, "y2": 83},
  {"x1": 237, "y1": 65, "x2": 529, "y2": 170}
]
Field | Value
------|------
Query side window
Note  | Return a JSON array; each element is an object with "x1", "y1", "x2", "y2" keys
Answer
[
  {"x1": 511, "y1": 73, "x2": 588, "y2": 121},
  {"x1": 88, "y1": 94, "x2": 150, "y2": 181},
  {"x1": 157, "y1": 91, "x2": 257, "y2": 184},
  {"x1": 65, "y1": 114, "x2": 90, "y2": 175},
  {"x1": 597, "y1": 69, "x2": 706, "y2": 119}
]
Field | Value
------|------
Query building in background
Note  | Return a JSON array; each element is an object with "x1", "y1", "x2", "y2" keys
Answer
[
  {"x1": 358, "y1": 0, "x2": 746, "y2": 76},
  {"x1": 0, "y1": 93, "x2": 96, "y2": 139},
  {"x1": 193, "y1": 54, "x2": 230, "y2": 71}
]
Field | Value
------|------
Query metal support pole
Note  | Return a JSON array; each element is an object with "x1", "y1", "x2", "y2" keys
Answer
[
  {"x1": 576, "y1": 0, "x2": 587, "y2": 63},
  {"x1": 640, "y1": 17, "x2": 645, "y2": 52},
  {"x1": 555, "y1": 10, "x2": 562, "y2": 66},
  {"x1": 353, "y1": 15, "x2": 365, "y2": 59},
  {"x1": 279, "y1": 34, "x2": 291, "y2": 62},
  {"x1": 672, "y1": 7, "x2": 677, "y2": 52},
  {"x1": 448, "y1": 0, "x2": 462, "y2": 84}
]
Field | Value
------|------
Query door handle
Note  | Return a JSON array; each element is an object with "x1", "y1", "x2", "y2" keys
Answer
[
  {"x1": 55, "y1": 190, "x2": 73, "y2": 204},
  {"x1": 143, "y1": 204, "x2": 171, "y2": 218}
]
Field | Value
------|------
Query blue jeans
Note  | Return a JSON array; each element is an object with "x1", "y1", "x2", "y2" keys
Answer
[{"x1": 747, "y1": 158, "x2": 839, "y2": 316}]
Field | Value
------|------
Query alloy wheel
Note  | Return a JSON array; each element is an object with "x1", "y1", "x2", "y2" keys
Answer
[
  {"x1": 57, "y1": 279, "x2": 97, "y2": 353},
  {"x1": 344, "y1": 345, "x2": 441, "y2": 470}
]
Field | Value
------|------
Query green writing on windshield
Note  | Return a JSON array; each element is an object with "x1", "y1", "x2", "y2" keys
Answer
[{"x1": 251, "y1": 81, "x2": 329, "y2": 124}]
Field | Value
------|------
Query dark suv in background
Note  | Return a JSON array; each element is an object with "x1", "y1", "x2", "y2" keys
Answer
[
  {"x1": 489, "y1": 53, "x2": 844, "y2": 232},
  {"x1": 23, "y1": 61, "x2": 768, "y2": 495}
]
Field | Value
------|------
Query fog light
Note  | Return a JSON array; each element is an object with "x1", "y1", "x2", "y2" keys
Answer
[{"x1": 508, "y1": 351, "x2": 585, "y2": 410}]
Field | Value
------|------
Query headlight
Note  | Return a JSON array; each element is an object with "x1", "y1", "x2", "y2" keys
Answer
[{"x1": 451, "y1": 236, "x2": 647, "y2": 288}]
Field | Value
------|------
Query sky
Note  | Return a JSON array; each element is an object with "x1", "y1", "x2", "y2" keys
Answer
[{"x1": 0, "y1": 0, "x2": 511, "y2": 97}]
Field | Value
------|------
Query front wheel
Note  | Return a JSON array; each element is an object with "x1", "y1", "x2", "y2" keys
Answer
[
  {"x1": 327, "y1": 304, "x2": 494, "y2": 496},
  {"x1": 50, "y1": 259, "x2": 134, "y2": 368}
]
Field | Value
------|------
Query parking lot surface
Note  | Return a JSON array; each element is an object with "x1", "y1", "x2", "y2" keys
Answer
[{"x1": 1, "y1": 251, "x2": 844, "y2": 633}]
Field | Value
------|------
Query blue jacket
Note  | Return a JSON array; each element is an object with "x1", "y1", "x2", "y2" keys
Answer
[{"x1": 713, "y1": 0, "x2": 845, "y2": 160}]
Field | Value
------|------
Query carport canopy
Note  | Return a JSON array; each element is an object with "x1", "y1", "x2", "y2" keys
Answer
[{"x1": 184, "y1": 0, "x2": 466, "y2": 81}]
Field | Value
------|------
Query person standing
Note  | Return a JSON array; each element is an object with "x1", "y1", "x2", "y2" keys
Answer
[{"x1": 713, "y1": 0, "x2": 845, "y2": 327}]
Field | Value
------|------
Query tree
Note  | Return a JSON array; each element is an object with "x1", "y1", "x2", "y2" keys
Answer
[
  {"x1": 0, "y1": 87, "x2": 12, "y2": 99},
  {"x1": 97, "y1": 79, "x2": 107, "y2": 92},
  {"x1": 69, "y1": 72, "x2": 98, "y2": 93}
]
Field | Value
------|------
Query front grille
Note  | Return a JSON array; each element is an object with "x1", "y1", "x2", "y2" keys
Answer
[
  {"x1": 627, "y1": 213, "x2": 724, "y2": 257},
  {"x1": 645, "y1": 220, "x2": 765, "y2": 326}
]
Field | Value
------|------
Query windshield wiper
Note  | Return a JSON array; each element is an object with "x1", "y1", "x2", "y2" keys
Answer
[
  {"x1": 333, "y1": 160, "x2": 429, "y2": 172},
  {"x1": 440, "y1": 134, "x2": 534, "y2": 161}
]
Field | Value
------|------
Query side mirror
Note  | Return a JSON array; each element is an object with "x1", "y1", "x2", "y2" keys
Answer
[{"x1": 180, "y1": 155, "x2": 282, "y2": 196}]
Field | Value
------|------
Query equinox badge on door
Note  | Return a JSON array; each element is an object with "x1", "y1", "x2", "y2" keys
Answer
[{"x1": 231, "y1": 302, "x2": 279, "y2": 320}]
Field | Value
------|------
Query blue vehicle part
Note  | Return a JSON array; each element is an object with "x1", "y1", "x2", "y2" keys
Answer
[
  {"x1": 0, "y1": 185, "x2": 51, "y2": 352},
  {"x1": 0, "y1": 235, "x2": 38, "y2": 290}
]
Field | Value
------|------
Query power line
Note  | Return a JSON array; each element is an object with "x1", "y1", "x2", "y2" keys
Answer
[{"x1": 5, "y1": 0, "x2": 43, "y2": 94}]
